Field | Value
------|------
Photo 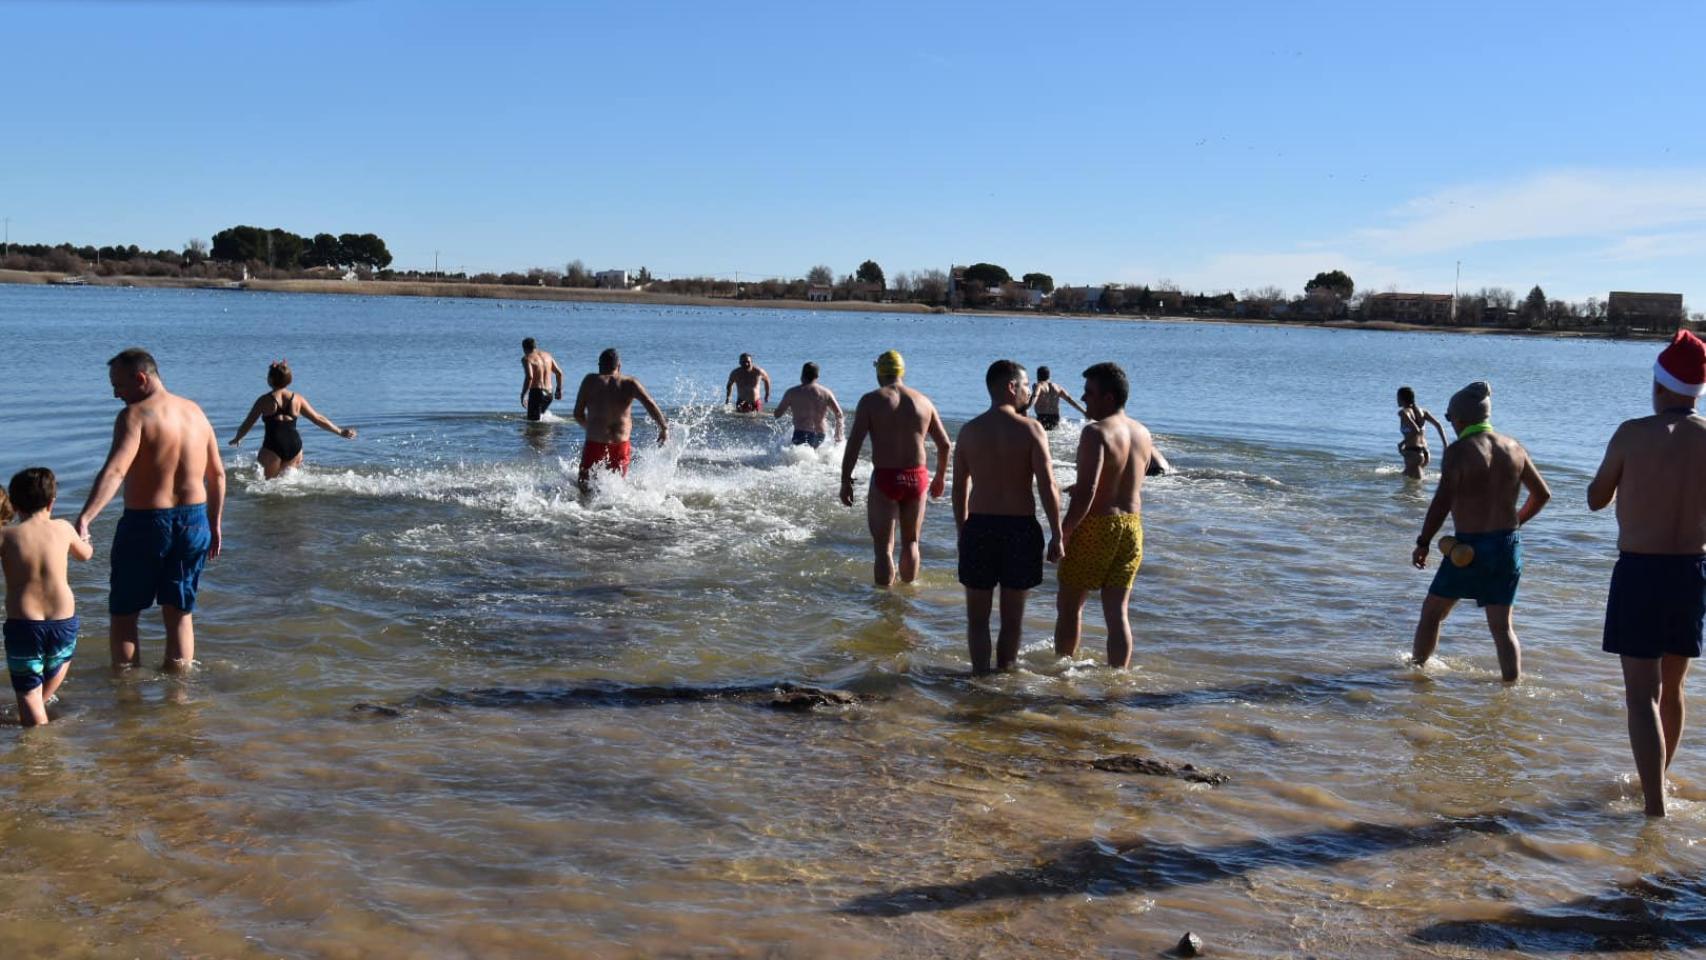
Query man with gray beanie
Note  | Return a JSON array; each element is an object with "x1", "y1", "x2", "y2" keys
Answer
[{"x1": 1408, "y1": 379, "x2": 1551, "y2": 682}]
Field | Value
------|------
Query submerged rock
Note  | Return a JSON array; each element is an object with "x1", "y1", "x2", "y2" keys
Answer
[
  {"x1": 767, "y1": 685, "x2": 866, "y2": 712},
  {"x1": 1177, "y1": 931, "x2": 1204, "y2": 956},
  {"x1": 354, "y1": 681, "x2": 873, "y2": 718},
  {"x1": 1088, "y1": 755, "x2": 1229, "y2": 785}
]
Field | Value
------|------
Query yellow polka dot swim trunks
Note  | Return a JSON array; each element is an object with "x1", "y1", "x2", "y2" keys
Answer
[{"x1": 1058, "y1": 513, "x2": 1143, "y2": 590}]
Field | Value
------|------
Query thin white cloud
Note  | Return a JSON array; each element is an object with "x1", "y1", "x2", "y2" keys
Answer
[
  {"x1": 1136, "y1": 251, "x2": 1418, "y2": 298},
  {"x1": 1598, "y1": 229, "x2": 1706, "y2": 262},
  {"x1": 1358, "y1": 169, "x2": 1706, "y2": 256}
]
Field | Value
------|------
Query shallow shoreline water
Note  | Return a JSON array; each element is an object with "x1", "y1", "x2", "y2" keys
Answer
[{"x1": 0, "y1": 285, "x2": 1702, "y2": 958}]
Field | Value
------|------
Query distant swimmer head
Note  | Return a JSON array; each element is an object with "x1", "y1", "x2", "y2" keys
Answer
[
  {"x1": 1447, "y1": 380, "x2": 1491, "y2": 428},
  {"x1": 875, "y1": 350, "x2": 905, "y2": 382},
  {"x1": 1037, "y1": 365, "x2": 1051, "y2": 382},
  {"x1": 1654, "y1": 330, "x2": 1706, "y2": 408},
  {"x1": 1397, "y1": 385, "x2": 1415, "y2": 406},
  {"x1": 267, "y1": 359, "x2": 293, "y2": 388},
  {"x1": 522, "y1": 337, "x2": 537, "y2": 354},
  {"x1": 598, "y1": 348, "x2": 620, "y2": 374},
  {"x1": 801, "y1": 362, "x2": 819, "y2": 383},
  {"x1": 1080, "y1": 361, "x2": 1129, "y2": 418}
]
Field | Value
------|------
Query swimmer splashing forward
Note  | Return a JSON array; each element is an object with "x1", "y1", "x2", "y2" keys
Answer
[{"x1": 572, "y1": 348, "x2": 668, "y2": 492}]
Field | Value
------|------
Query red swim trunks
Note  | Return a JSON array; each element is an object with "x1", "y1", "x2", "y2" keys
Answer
[
  {"x1": 872, "y1": 466, "x2": 930, "y2": 503},
  {"x1": 736, "y1": 399, "x2": 763, "y2": 413},
  {"x1": 580, "y1": 440, "x2": 632, "y2": 479}
]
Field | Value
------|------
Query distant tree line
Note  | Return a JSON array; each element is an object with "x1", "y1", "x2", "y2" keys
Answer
[{"x1": 209, "y1": 226, "x2": 392, "y2": 271}]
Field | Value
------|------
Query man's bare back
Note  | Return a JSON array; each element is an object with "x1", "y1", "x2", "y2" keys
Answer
[
  {"x1": 1437, "y1": 433, "x2": 1537, "y2": 535},
  {"x1": 576, "y1": 374, "x2": 645, "y2": 443},
  {"x1": 116, "y1": 391, "x2": 219, "y2": 510},
  {"x1": 1072, "y1": 412, "x2": 1152, "y2": 518},
  {"x1": 776, "y1": 383, "x2": 842, "y2": 438},
  {"x1": 957, "y1": 409, "x2": 1054, "y2": 517},
  {"x1": 523, "y1": 350, "x2": 560, "y2": 392},
  {"x1": 1593, "y1": 411, "x2": 1706, "y2": 553},
  {"x1": 853, "y1": 384, "x2": 941, "y2": 469}
]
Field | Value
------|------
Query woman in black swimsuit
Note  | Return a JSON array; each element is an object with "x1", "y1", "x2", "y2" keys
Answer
[
  {"x1": 230, "y1": 361, "x2": 358, "y2": 478},
  {"x1": 1395, "y1": 386, "x2": 1447, "y2": 480}
]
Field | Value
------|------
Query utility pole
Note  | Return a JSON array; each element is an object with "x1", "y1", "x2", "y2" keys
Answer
[{"x1": 434, "y1": 250, "x2": 440, "y2": 275}]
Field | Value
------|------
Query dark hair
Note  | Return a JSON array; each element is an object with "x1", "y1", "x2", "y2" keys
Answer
[
  {"x1": 267, "y1": 360, "x2": 293, "y2": 388},
  {"x1": 108, "y1": 348, "x2": 158, "y2": 377},
  {"x1": 598, "y1": 348, "x2": 620, "y2": 374},
  {"x1": 1082, "y1": 362, "x2": 1129, "y2": 408},
  {"x1": 522, "y1": 337, "x2": 537, "y2": 354},
  {"x1": 739, "y1": 353, "x2": 752, "y2": 363},
  {"x1": 985, "y1": 359, "x2": 1026, "y2": 396},
  {"x1": 1397, "y1": 386, "x2": 1415, "y2": 405},
  {"x1": 1037, "y1": 365, "x2": 1052, "y2": 381},
  {"x1": 7, "y1": 467, "x2": 56, "y2": 517},
  {"x1": 802, "y1": 362, "x2": 819, "y2": 383}
]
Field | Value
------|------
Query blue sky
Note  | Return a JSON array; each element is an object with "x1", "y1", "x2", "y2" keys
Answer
[{"x1": 7, "y1": 0, "x2": 1706, "y2": 304}]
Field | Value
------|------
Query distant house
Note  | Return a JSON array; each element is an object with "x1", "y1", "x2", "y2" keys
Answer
[
  {"x1": 1364, "y1": 292, "x2": 1453, "y2": 325},
  {"x1": 1608, "y1": 291, "x2": 1684, "y2": 332},
  {"x1": 595, "y1": 269, "x2": 629, "y2": 289},
  {"x1": 806, "y1": 284, "x2": 832, "y2": 302}
]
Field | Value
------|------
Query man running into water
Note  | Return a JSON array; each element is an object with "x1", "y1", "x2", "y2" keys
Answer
[
  {"x1": 1031, "y1": 365, "x2": 1086, "y2": 431},
  {"x1": 725, "y1": 353, "x2": 771, "y2": 413},
  {"x1": 1054, "y1": 362, "x2": 1154, "y2": 668},
  {"x1": 954, "y1": 360, "x2": 1062, "y2": 673},
  {"x1": 520, "y1": 337, "x2": 565, "y2": 421},
  {"x1": 75, "y1": 349, "x2": 225, "y2": 671},
  {"x1": 840, "y1": 350, "x2": 951, "y2": 586},
  {"x1": 1589, "y1": 331, "x2": 1706, "y2": 817},
  {"x1": 572, "y1": 348, "x2": 669, "y2": 490},
  {"x1": 1409, "y1": 380, "x2": 1550, "y2": 682},
  {"x1": 773, "y1": 362, "x2": 843, "y2": 448}
]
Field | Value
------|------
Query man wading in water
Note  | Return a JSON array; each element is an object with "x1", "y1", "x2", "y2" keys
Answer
[
  {"x1": 1590, "y1": 331, "x2": 1706, "y2": 817},
  {"x1": 520, "y1": 337, "x2": 565, "y2": 421},
  {"x1": 773, "y1": 362, "x2": 843, "y2": 448},
  {"x1": 1030, "y1": 365, "x2": 1086, "y2": 431},
  {"x1": 76, "y1": 349, "x2": 225, "y2": 671},
  {"x1": 1408, "y1": 380, "x2": 1550, "y2": 682},
  {"x1": 725, "y1": 353, "x2": 771, "y2": 413},
  {"x1": 840, "y1": 350, "x2": 951, "y2": 586},
  {"x1": 953, "y1": 360, "x2": 1062, "y2": 673},
  {"x1": 572, "y1": 348, "x2": 669, "y2": 491}
]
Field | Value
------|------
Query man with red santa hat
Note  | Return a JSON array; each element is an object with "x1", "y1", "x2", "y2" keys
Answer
[{"x1": 1590, "y1": 329, "x2": 1706, "y2": 817}]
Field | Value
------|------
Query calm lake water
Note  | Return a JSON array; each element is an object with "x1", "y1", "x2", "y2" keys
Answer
[{"x1": 0, "y1": 284, "x2": 1702, "y2": 958}]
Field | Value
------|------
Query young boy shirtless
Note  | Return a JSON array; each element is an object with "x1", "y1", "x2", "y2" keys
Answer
[{"x1": 1, "y1": 468, "x2": 93, "y2": 726}]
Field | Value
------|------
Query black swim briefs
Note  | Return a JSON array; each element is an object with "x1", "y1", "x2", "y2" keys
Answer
[
  {"x1": 957, "y1": 514, "x2": 1044, "y2": 591},
  {"x1": 1603, "y1": 552, "x2": 1706, "y2": 659}
]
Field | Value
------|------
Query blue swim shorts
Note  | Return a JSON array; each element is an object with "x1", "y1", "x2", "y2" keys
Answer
[
  {"x1": 791, "y1": 430, "x2": 826, "y2": 448},
  {"x1": 3, "y1": 616, "x2": 78, "y2": 693},
  {"x1": 1602, "y1": 553, "x2": 1706, "y2": 660},
  {"x1": 1428, "y1": 529, "x2": 1522, "y2": 608},
  {"x1": 110, "y1": 504, "x2": 211, "y2": 616}
]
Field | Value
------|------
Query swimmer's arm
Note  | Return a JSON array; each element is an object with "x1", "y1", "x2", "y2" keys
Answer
[
  {"x1": 204, "y1": 414, "x2": 226, "y2": 559},
  {"x1": 572, "y1": 375, "x2": 593, "y2": 428},
  {"x1": 760, "y1": 369, "x2": 771, "y2": 402},
  {"x1": 1033, "y1": 426, "x2": 1063, "y2": 558},
  {"x1": 551, "y1": 358, "x2": 564, "y2": 398},
  {"x1": 772, "y1": 389, "x2": 791, "y2": 420},
  {"x1": 1516, "y1": 449, "x2": 1551, "y2": 527},
  {"x1": 229, "y1": 398, "x2": 264, "y2": 445},
  {"x1": 1587, "y1": 427, "x2": 1625, "y2": 512},
  {"x1": 1412, "y1": 451, "x2": 1456, "y2": 568},
  {"x1": 724, "y1": 370, "x2": 736, "y2": 404},
  {"x1": 61, "y1": 519, "x2": 93, "y2": 561},
  {"x1": 1148, "y1": 447, "x2": 1172, "y2": 476},
  {"x1": 299, "y1": 397, "x2": 355, "y2": 439},
  {"x1": 839, "y1": 401, "x2": 871, "y2": 504},
  {"x1": 1062, "y1": 389, "x2": 1087, "y2": 416},
  {"x1": 829, "y1": 392, "x2": 844, "y2": 441},
  {"x1": 1424, "y1": 410, "x2": 1448, "y2": 447},
  {"x1": 520, "y1": 359, "x2": 530, "y2": 408},
  {"x1": 928, "y1": 408, "x2": 950, "y2": 499},
  {"x1": 76, "y1": 409, "x2": 143, "y2": 538},
  {"x1": 1061, "y1": 430, "x2": 1103, "y2": 538},
  {"x1": 951, "y1": 436, "x2": 970, "y2": 531},
  {"x1": 632, "y1": 381, "x2": 669, "y2": 444}
]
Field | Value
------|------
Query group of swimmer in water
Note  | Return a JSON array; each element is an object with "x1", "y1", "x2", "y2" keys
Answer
[{"x1": 3, "y1": 330, "x2": 1706, "y2": 818}]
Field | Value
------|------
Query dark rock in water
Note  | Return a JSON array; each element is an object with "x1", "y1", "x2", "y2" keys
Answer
[
  {"x1": 1177, "y1": 931, "x2": 1204, "y2": 956},
  {"x1": 768, "y1": 685, "x2": 863, "y2": 712},
  {"x1": 350, "y1": 702, "x2": 404, "y2": 719},
  {"x1": 357, "y1": 681, "x2": 873, "y2": 718},
  {"x1": 1088, "y1": 755, "x2": 1228, "y2": 785}
]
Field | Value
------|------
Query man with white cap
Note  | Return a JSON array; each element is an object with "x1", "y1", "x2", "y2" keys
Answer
[
  {"x1": 1589, "y1": 330, "x2": 1706, "y2": 817},
  {"x1": 1408, "y1": 379, "x2": 1551, "y2": 682}
]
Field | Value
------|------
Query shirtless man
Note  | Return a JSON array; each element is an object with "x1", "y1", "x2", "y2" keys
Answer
[
  {"x1": 725, "y1": 353, "x2": 771, "y2": 413},
  {"x1": 75, "y1": 348, "x2": 225, "y2": 671},
  {"x1": 1054, "y1": 362, "x2": 1154, "y2": 668},
  {"x1": 1589, "y1": 331, "x2": 1706, "y2": 816},
  {"x1": 572, "y1": 347, "x2": 669, "y2": 490},
  {"x1": 1031, "y1": 365, "x2": 1086, "y2": 431},
  {"x1": 953, "y1": 360, "x2": 1063, "y2": 673},
  {"x1": 839, "y1": 350, "x2": 951, "y2": 586},
  {"x1": 520, "y1": 337, "x2": 565, "y2": 421},
  {"x1": 1409, "y1": 380, "x2": 1550, "y2": 682},
  {"x1": 772, "y1": 362, "x2": 843, "y2": 448}
]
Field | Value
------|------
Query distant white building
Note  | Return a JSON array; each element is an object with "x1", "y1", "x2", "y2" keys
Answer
[
  {"x1": 595, "y1": 269, "x2": 629, "y2": 289},
  {"x1": 806, "y1": 284, "x2": 832, "y2": 302}
]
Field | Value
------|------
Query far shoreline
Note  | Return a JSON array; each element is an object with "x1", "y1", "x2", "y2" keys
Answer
[{"x1": 0, "y1": 269, "x2": 1674, "y2": 341}]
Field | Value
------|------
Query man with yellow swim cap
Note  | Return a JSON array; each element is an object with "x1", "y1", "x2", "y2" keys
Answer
[
  {"x1": 839, "y1": 350, "x2": 951, "y2": 586},
  {"x1": 1408, "y1": 380, "x2": 1551, "y2": 682}
]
